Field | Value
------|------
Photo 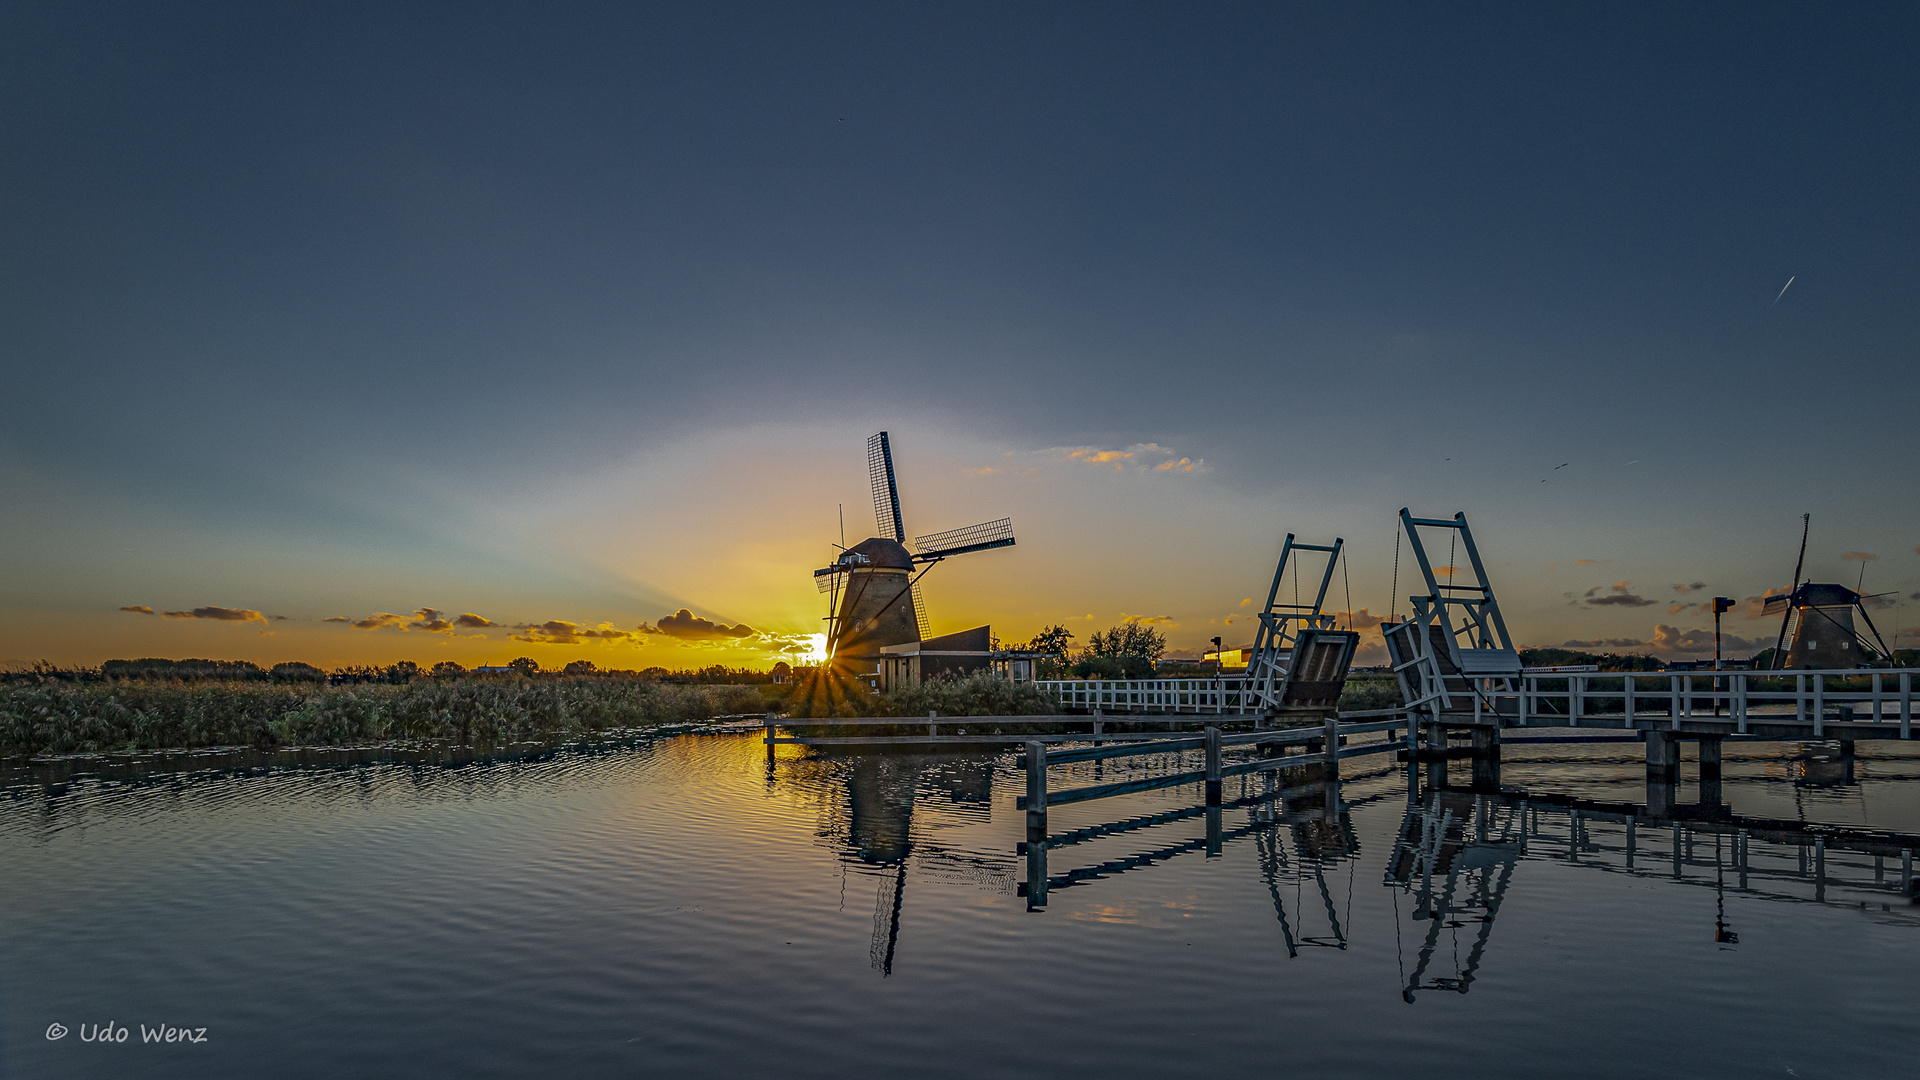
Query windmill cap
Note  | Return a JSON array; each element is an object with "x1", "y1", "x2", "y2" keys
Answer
[
  {"x1": 1792, "y1": 583, "x2": 1860, "y2": 606},
  {"x1": 844, "y1": 537, "x2": 914, "y2": 571}
]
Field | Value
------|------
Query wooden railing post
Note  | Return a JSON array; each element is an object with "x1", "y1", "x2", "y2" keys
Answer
[
  {"x1": 1204, "y1": 725, "x2": 1222, "y2": 805},
  {"x1": 1025, "y1": 740, "x2": 1049, "y2": 908},
  {"x1": 764, "y1": 715, "x2": 776, "y2": 764}
]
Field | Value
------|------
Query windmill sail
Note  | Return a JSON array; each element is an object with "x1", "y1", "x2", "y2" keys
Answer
[
  {"x1": 910, "y1": 584, "x2": 931, "y2": 639},
  {"x1": 868, "y1": 432, "x2": 905, "y2": 543},
  {"x1": 913, "y1": 518, "x2": 1015, "y2": 561}
]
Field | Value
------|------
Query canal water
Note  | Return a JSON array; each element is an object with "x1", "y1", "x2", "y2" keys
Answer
[{"x1": 3, "y1": 733, "x2": 1916, "y2": 1079}]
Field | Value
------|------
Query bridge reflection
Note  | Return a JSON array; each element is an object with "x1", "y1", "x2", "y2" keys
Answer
[
  {"x1": 1012, "y1": 748, "x2": 1920, "y2": 1000},
  {"x1": 776, "y1": 741, "x2": 1919, "y2": 990}
]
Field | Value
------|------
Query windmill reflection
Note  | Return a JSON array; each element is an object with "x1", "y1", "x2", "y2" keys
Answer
[{"x1": 777, "y1": 751, "x2": 1008, "y2": 977}]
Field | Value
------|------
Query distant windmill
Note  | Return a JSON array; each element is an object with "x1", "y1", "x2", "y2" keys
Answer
[
  {"x1": 814, "y1": 432, "x2": 1016, "y2": 669},
  {"x1": 1763, "y1": 514, "x2": 1893, "y2": 669}
]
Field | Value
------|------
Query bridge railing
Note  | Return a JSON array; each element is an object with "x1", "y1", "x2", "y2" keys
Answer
[
  {"x1": 1035, "y1": 677, "x2": 1252, "y2": 713},
  {"x1": 1038, "y1": 668, "x2": 1919, "y2": 738},
  {"x1": 1511, "y1": 667, "x2": 1915, "y2": 737}
]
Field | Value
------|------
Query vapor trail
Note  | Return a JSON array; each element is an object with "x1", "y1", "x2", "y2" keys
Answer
[{"x1": 1772, "y1": 275, "x2": 1795, "y2": 305}]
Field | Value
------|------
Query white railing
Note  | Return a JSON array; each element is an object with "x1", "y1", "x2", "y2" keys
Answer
[
  {"x1": 1510, "y1": 667, "x2": 1914, "y2": 738},
  {"x1": 1036, "y1": 677, "x2": 1252, "y2": 713},
  {"x1": 1038, "y1": 668, "x2": 1919, "y2": 739}
]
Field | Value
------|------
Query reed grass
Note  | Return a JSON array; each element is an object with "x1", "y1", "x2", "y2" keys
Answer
[{"x1": 0, "y1": 678, "x2": 767, "y2": 757}]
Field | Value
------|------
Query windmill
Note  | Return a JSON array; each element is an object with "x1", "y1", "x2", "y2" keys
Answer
[
  {"x1": 813, "y1": 432, "x2": 1016, "y2": 670},
  {"x1": 1763, "y1": 514, "x2": 1893, "y2": 669}
]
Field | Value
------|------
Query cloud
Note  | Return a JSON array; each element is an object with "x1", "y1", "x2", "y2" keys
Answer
[
  {"x1": 162, "y1": 606, "x2": 266, "y2": 622},
  {"x1": 510, "y1": 620, "x2": 641, "y2": 645},
  {"x1": 1340, "y1": 607, "x2": 1392, "y2": 632},
  {"x1": 1065, "y1": 447, "x2": 1135, "y2": 467},
  {"x1": 1584, "y1": 581, "x2": 1655, "y2": 607},
  {"x1": 272, "y1": 615, "x2": 293, "y2": 621},
  {"x1": 1560, "y1": 638, "x2": 1651, "y2": 649},
  {"x1": 454, "y1": 613, "x2": 494, "y2": 628},
  {"x1": 1238, "y1": 598, "x2": 1251, "y2": 607},
  {"x1": 1668, "y1": 603, "x2": 1695, "y2": 615},
  {"x1": 652, "y1": 609, "x2": 756, "y2": 639},
  {"x1": 119, "y1": 605, "x2": 155, "y2": 615},
  {"x1": 1649, "y1": 624, "x2": 1763, "y2": 656},
  {"x1": 407, "y1": 608, "x2": 457, "y2": 633},
  {"x1": 1842, "y1": 551, "x2": 1877, "y2": 562},
  {"x1": 1573, "y1": 559, "x2": 1601, "y2": 565},
  {"x1": 1863, "y1": 593, "x2": 1897, "y2": 610},
  {"x1": 1056, "y1": 444, "x2": 1204, "y2": 474},
  {"x1": 349, "y1": 613, "x2": 407, "y2": 630},
  {"x1": 1672, "y1": 582, "x2": 1707, "y2": 593},
  {"x1": 1122, "y1": 613, "x2": 1177, "y2": 626}
]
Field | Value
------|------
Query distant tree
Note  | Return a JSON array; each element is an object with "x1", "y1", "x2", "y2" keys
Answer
[
  {"x1": 1069, "y1": 623, "x2": 1165, "y2": 679},
  {"x1": 562, "y1": 659, "x2": 598, "y2": 675},
  {"x1": 1019, "y1": 625, "x2": 1075, "y2": 656},
  {"x1": 430, "y1": 661, "x2": 467, "y2": 678},
  {"x1": 269, "y1": 662, "x2": 325, "y2": 682},
  {"x1": 508, "y1": 657, "x2": 540, "y2": 675}
]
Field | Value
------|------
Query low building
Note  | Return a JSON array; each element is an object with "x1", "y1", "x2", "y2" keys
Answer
[{"x1": 877, "y1": 626, "x2": 993, "y2": 690}]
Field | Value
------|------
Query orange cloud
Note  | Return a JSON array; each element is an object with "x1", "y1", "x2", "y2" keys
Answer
[
  {"x1": 1842, "y1": 551, "x2": 1877, "y2": 562},
  {"x1": 119, "y1": 605, "x2": 155, "y2": 615},
  {"x1": 511, "y1": 620, "x2": 641, "y2": 645},
  {"x1": 652, "y1": 609, "x2": 756, "y2": 639},
  {"x1": 1066, "y1": 448, "x2": 1136, "y2": 467},
  {"x1": 162, "y1": 606, "x2": 266, "y2": 622}
]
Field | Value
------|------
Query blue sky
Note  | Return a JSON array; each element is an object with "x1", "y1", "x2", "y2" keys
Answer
[{"x1": 2, "y1": 2, "x2": 1915, "y2": 667}]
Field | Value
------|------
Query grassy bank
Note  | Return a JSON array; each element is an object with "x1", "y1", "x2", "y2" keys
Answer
[{"x1": 0, "y1": 678, "x2": 768, "y2": 758}]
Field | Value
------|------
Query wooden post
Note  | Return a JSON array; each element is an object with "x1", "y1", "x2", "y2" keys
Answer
[
  {"x1": 1814, "y1": 839, "x2": 1826, "y2": 903},
  {"x1": 1739, "y1": 829, "x2": 1749, "y2": 890},
  {"x1": 1025, "y1": 740, "x2": 1049, "y2": 908},
  {"x1": 929, "y1": 710, "x2": 938, "y2": 737},
  {"x1": 1698, "y1": 735, "x2": 1723, "y2": 806},
  {"x1": 1204, "y1": 725, "x2": 1222, "y2": 805},
  {"x1": 764, "y1": 715, "x2": 776, "y2": 764}
]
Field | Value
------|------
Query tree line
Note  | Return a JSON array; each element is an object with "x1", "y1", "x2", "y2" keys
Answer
[{"x1": 5, "y1": 658, "x2": 783, "y2": 686}]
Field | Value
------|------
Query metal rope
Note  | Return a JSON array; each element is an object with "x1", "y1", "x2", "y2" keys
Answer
[{"x1": 1391, "y1": 522, "x2": 1401, "y2": 622}]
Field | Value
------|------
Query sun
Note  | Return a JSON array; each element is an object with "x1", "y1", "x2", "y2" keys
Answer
[{"x1": 803, "y1": 634, "x2": 829, "y2": 663}]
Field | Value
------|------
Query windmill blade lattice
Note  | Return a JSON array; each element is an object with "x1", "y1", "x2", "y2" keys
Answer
[
  {"x1": 910, "y1": 584, "x2": 931, "y2": 639},
  {"x1": 868, "y1": 432, "x2": 905, "y2": 543},
  {"x1": 913, "y1": 518, "x2": 1015, "y2": 561}
]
